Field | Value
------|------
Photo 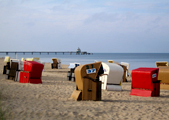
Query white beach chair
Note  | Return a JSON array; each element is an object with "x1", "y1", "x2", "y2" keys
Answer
[
  {"x1": 68, "y1": 63, "x2": 80, "y2": 69},
  {"x1": 99, "y1": 62, "x2": 124, "y2": 91},
  {"x1": 57, "y1": 59, "x2": 62, "y2": 69}
]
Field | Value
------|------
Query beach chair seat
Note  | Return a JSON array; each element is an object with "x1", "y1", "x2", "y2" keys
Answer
[
  {"x1": 51, "y1": 63, "x2": 57, "y2": 69},
  {"x1": 19, "y1": 71, "x2": 42, "y2": 84}
]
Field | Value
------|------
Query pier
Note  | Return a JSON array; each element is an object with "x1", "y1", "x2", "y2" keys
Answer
[{"x1": 0, "y1": 51, "x2": 93, "y2": 55}]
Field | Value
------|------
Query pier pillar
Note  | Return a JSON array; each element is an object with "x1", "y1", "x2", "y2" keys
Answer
[
  {"x1": 55, "y1": 52, "x2": 57, "y2": 55},
  {"x1": 47, "y1": 52, "x2": 49, "y2": 55},
  {"x1": 40, "y1": 52, "x2": 41, "y2": 55},
  {"x1": 23, "y1": 52, "x2": 25, "y2": 55},
  {"x1": 32, "y1": 52, "x2": 33, "y2": 55},
  {"x1": 6, "y1": 52, "x2": 8, "y2": 55}
]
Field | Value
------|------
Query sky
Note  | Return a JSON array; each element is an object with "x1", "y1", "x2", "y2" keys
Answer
[{"x1": 0, "y1": 0, "x2": 169, "y2": 53}]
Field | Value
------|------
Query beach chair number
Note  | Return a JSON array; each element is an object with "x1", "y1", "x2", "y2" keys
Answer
[
  {"x1": 86, "y1": 68, "x2": 96, "y2": 74},
  {"x1": 152, "y1": 73, "x2": 157, "y2": 78}
]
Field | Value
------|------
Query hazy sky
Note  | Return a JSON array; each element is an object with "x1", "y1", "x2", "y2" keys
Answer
[{"x1": 0, "y1": 0, "x2": 169, "y2": 53}]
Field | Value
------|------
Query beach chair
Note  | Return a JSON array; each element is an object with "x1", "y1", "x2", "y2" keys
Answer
[
  {"x1": 71, "y1": 62, "x2": 104, "y2": 101},
  {"x1": 10, "y1": 59, "x2": 19, "y2": 67},
  {"x1": 3, "y1": 56, "x2": 10, "y2": 74},
  {"x1": 19, "y1": 61, "x2": 44, "y2": 84},
  {"x1": 10, "y1": 59, "x2": 24, "y2": 82},
  {"x1": 156, "y1": 61, "x2": 168, "y2": 67},
  {"x1": 120, "y1": 62, "x2": 130, "y2": 82},
  {"x1": 108, "y1": 60, "x2": 119, "y2": 64},
  {"x1": 8, "y1": 62, "x2": 19, "y2": 80},
  {"x1": 67, "y1": 63, "x2": 80, "y2": 81},
  {"x1": 9, "y1": 59, "x2": 24, "y2": 81},
  {"x1": 51, "y1": 58, "x2": 58, "y2": 69},
  {"x1": 158, "y1": 66, "x2": 169, "y2": 90},
  {"x1": 57, "y1": 59, "x2": 62, "y2": 69},
  {"x1": 130, "y1": 67, "x2": 160, "y2": 97},
  {"x1": 99, "y1": 62, "x2": 124, "y2": 91}
]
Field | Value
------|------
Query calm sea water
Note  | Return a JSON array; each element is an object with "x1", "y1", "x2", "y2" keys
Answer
[{"x1": 0, "y1": 53, "x2": 169, "y2": 70}]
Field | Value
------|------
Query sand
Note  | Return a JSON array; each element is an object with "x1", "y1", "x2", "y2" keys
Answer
[{"x1": 0, "y1": 58, "x2": 169, "y2": 120}]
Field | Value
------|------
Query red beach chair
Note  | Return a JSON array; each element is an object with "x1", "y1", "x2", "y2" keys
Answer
[
  {"x1": 19, "y1": 61, "x2": 44, "y2": 84},
  {"x1": 130, "y1": 67, "x2": 160, "y2": 97}
]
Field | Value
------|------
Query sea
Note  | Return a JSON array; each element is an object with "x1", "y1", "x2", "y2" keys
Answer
[{"x1": 0, "y1": 53, "x2": 169, "y2": 70}]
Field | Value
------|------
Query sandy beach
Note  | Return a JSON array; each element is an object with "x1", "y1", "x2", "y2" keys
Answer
[{"x1": 0, "y1": 58, "x2": 169, "y2": 120}]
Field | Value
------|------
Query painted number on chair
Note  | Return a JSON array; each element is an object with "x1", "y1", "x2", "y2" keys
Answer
[
  {"x1": 152, "y1": 73, "x2": 156, "y2": 78},
  {"x1": 86, "y1": 68, "x2": 96, "y2": 74}
]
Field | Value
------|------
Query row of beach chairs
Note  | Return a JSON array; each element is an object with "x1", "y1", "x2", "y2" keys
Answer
[
  {"x1": 3, "y1": 57, "x2": 62, "y2": 84},
  {"x1": 2, "y1": 56, "x2": 169, "y2": 101},
  {"x1": 3, "y1": 56, "x2": 44, "y2": 84},
  {"x1": 68, "y1": 60, "x2": 130, "y2": 91},
  {"x1": 70, "y1": 61, "x2": 169, "y2": 100}
]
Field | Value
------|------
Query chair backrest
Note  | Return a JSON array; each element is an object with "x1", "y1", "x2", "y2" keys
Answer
[
  {"x1": 156, "y1": 61, "x2": 168, "y2": 67},
  {"x1": 52, "y1": 58, "x2": 58, "y2": 63},
  {"x1": 10, "y1": 62, "x2": 19, "y2": 70},
  {"x1": 4, "y1": 56, "x2": 10, "y2": 63},
  {"x1": 75, "y1": 62, "x2": 103, "y2": 90},
  {"x1": 10, "y1": 59, "x2": 19, "y2": 67},
  {"x1": 102, "y1": 62, "x2": 124, "y2": 84},
  {"x1": 120, "y1": 62, "x2": 130, "y2": 70},
  {"x1": 21, "y1": 58, "x2": 25, "y2": 61}
]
